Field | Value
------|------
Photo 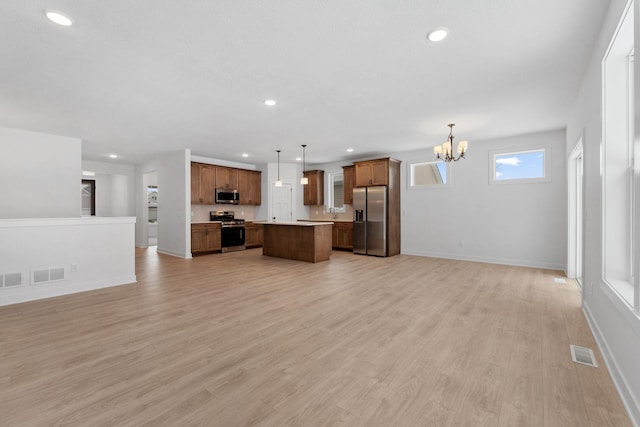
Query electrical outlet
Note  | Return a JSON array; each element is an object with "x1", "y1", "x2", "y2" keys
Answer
[
  {"x1": 458, "y1": 240, "x2": 464, "y2": 248},
  {"x1": 71, "y1": 264, "x2": 78, "y2": 272}
]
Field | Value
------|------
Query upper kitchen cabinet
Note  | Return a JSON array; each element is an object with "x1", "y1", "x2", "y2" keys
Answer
[
  {"x1": 342, "y1": 165, "x2": 354, "y2": 204},
  {"x1": 238, "y1": 169, "x2": 262, "y2": 205},
  {"x1": 303, "y1": 170, "x2": 324, "y2": 206},
  {"x1": 191, "y1": 162, "x2": 216, "y2": 205},
  {"x1": 215, "y1": 167, "x2": 239, "y2": 190},
  {"x1": 354, "y1": 158, "x2": 400, "y2": 188}
]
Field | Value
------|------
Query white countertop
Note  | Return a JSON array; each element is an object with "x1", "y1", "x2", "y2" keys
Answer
[
  {"x1": 191, "y1": 221, "x2": 223, "y2": 224},
  {"x1": 262, "y1": 221, "x2": 333, "y2": 226}
]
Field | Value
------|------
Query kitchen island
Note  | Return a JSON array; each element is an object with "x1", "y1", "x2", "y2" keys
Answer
[{"x1": 262, "y1": 221, "x2": 333, "y2": 263}]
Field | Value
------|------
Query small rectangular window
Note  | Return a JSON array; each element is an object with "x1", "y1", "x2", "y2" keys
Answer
[
  {"x1": 408, "y1": 160, "x2": 449, "y2": 188},
  {"x1": 490, "y1": 147, "x2": 550, "y2": 184}
]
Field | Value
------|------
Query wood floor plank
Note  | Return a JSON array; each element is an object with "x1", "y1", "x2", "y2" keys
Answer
[{"x1": 0, "y1": 248, "x2": 631, "y2": 426}]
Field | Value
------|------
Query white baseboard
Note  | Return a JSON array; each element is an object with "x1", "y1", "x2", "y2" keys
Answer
[
  {"x1": 157, "y1": 247, "x2": 191, "y2": 259},
  {"x1": 0, "y1": 274, "x2": 137, "y2": 307},
  {"x1": 583, "y1": 302, "x2": 640, "y2": 427},
  {"x1": 401, "y1": 249, "x2": 565, "y2": 271}
]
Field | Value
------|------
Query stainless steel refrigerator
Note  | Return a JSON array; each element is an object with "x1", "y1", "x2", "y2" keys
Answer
[{"x1": 353, "y1": 186, "x2": 387, "y2": 256}]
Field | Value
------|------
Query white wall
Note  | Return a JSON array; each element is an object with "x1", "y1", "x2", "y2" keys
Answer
[
  {"x1": 394, "y1": 129, "x2": 567, "y2": 269},
  {"x1": 0, "y1": 217, "x2": 136, "y2": 306},
  {"x1": 0, "y1": 126, "x2": 81, "y2": 218},
  {"x1": 82, "y1": 160, "x2": 135, "y2": 217},
  {"x1": 136, "y1": 149, "x2": 191, "y2": 258},
  {"x1": 566, "y1": 0, "x2": 640, "y2": 424}
]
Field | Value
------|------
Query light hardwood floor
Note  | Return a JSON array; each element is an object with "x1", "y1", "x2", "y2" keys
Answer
[{"x1": 0, "y1": 248, "x2": 631, "y2": 426}]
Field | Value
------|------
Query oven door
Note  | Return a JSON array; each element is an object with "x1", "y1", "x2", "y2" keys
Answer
[{"x1": 221, "y1": 226, "x2": 245, "y2": 248}]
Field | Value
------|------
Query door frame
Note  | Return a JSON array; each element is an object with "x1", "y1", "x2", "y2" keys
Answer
[
  {"x1": 81, "y1": 179, "x2": 96, "y2": 216},
  {"x1": 567, "y1": 137, "x2": 584, "y2": 285}
]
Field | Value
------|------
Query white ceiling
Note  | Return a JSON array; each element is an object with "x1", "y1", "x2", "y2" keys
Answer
[{"x1": 0, "y1": 1, "x2": 611, "y2": 165}]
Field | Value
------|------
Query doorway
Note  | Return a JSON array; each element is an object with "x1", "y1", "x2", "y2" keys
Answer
[
  {"x1": 568, "y1": 139, "x2": 584, "y2": 287},
  {"x1": 272, "y1": 183, "x2": 292, "y2": 222},
  {"x1": 81, "y1": 179, "x2": 95, "y2": 216},
  {"x1": 144, "y1": 171, "x2": 158, "y2": 247}
]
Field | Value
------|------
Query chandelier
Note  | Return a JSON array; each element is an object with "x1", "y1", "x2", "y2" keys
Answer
[{"x1": 434, "y1": 123, "x2": 468, "y2": 162}]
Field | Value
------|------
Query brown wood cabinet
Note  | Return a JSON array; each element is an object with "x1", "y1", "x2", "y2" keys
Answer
[
  {"x1": 191, "y1": 223, "x2": 222, "y2": 254},
  {"x1": 342, "y1": 165, "x2": 354, "y2": 204},
  {"x1": 354, "y1": 159, "x2": 392, "y2": 187},
  {"x1": 303, "y1": 170, "x2": 324, "y2": 206},
  {"x1": 191, "y1": 163, "x2": 216, "y2": 205},
  {"x1": 191, "y1": 162, "x2": 261, "y2": 206},
  {"x1": 238, "y1": 170, "x2": 262, "y2": 206},
  {"x1": 263, "y1": 223, "x2": 332, "y2": 263},
  {"x1": 215, "y1": 167, "x2": 238, "y2": 190},
  {"x1": 245, "y1": 222, "x2": 264, "y2": 248},
  {"x1": 332, "y1": 222, "x2": 353, "y2": 250}
]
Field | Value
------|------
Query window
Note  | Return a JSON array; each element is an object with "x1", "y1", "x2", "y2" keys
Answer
[
  {"x1": 489, "y1": 147, "x2": 549, "y2": 184},
  {"x1": 602, "y1": 0, "x2": 636, "y2": 311},
  {"x1": 408, "y1": 160, "x2": 449, "y2": 188},
  {"x1": 327, "y1": 173, "x2": 346, "y2": 213}
]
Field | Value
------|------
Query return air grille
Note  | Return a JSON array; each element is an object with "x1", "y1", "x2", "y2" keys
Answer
[
  {"x1": 570, "y1": 344, "x2": 598, "y2": 367},
  {"x1": 32, "y1": 267, "x2": 66, "y2": 284}
]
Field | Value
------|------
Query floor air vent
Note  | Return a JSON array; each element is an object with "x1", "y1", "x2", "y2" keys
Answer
[
  {"x1": 32, "y1": 267, "x2": 65, "y2": 284},
  {"x1": 1, "y1": 272, "x2": 23, "y2": 288},
  {"x1": 570, "y1": 344, "x2": 598, "y2": 367},
  {"x1": 554, "y1": 277, "x2": 567, "y2": 284}
]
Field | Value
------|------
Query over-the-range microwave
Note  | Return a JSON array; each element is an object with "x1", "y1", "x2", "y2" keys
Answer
[{"x1": 215, "y1": 188, "x2": 240, "y2": 205}]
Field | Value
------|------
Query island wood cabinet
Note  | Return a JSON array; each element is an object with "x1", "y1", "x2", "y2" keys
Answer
[
  {"x1": 238, "y1": 170, "x2": 262, "y2": 206},
  {"x1": 354, "y1": 158, "x2": 395, "y2": 187},
  {"x1": 263, "y1": 222, "x2": 332, "y2": 263},
  {"x1": 191, "y1": 163, "x2": 216, "y2": 205},
  {"x1": 303, "y1": 170, "x2": 324, "y2": 206},
  {"x1": 191, "y1": 162, "x2": 261, "y2": 206},
  {"x1": 245, "y1": 222, "x2": 264, "y2": 248},
  {"x1": 332, "y1": 222, "x2": 353, "y2": 250},
  {"x1": 215, "y1": 166, "x2": 239, "y2": 190},
  {"x1": 342, "y1": 165, "x2": 354, "y2": 204},
  {"x1": 191, "y1": 223, "x2": 222, "y2": 254}
]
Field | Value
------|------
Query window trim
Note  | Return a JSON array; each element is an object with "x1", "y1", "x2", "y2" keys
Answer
[
  {"x1": 488, "y1": 145, "x2": 551, "y2": 185},
  {"x1": 406, "y1": 159, "x2": 451, "y2": 190}
]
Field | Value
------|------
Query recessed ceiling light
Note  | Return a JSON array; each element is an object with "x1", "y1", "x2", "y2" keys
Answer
[
  {"x1": 427, "y1": 27, "x2": 449, "y2": 42},
  {"x1": 346, "y1": 148, "x2": 354, "y2": 152},
  {"x1": 44, "y1": 10, "x2": 73, "y2": 27},
  {"x1": 264, "y1": 99, "x2": 276, "y2": 106},
  {"x1": 109, "y1": 154, "x2": 118, "y2": 159},
  {"x1": 242, "y1": 153, "x2": 249, "y2": 157},
  {"x1": 295, "y1": 157, "x2": 302, "y2": 161}
]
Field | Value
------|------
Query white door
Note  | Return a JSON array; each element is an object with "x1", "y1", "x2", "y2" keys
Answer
[{"x1": 272, "y1": 183, "x2": 292, "y2": 222}]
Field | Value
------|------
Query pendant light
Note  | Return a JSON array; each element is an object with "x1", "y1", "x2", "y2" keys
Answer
[
  {"x1": 300, "y1": 144, "x2": 309, "y2": 185},
  {"x1": 275, "y1": 150, "x2": 283, "y2": 187}
]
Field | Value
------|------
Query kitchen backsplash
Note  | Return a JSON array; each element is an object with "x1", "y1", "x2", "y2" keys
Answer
[
  {"x1": 191, "y1": 204, "x2": 256, "y2": 222},
  {"x1": 308, "y1": 204, "x2": 354, "y2": 221}
]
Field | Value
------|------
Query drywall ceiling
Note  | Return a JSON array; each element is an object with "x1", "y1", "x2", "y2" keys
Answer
[{"x1": 0, "y1": 1, "x2": 611, "y2": 165}]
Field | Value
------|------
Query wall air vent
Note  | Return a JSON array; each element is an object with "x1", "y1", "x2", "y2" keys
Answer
[
  {"x1": 1, "y1": 272, "x2": 23, "y2": 288},
  {"x1": 570, "y1": 344, "x2": 598, "y2": 367},
  {"x1": 32, "y1": 267, "x2": 66, "y2": 285}
]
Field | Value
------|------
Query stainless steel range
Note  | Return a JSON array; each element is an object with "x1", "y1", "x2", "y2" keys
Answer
[{"x1": 210, "y1": 211, "x2": 245, "y2": 252}]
